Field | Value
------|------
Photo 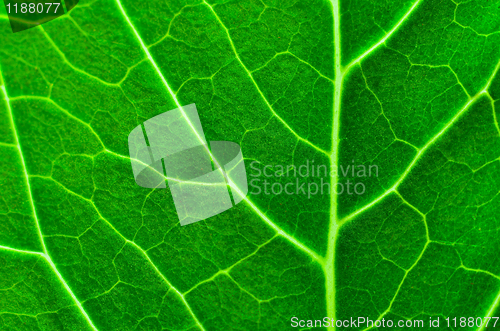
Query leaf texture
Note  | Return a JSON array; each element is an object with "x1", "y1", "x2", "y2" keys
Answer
[{"x1": 1, "y1": 0, "x2": 500, "y2": 330}]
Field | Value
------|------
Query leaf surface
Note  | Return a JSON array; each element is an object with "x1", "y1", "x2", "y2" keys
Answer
[{"x1": 1, "y1": 0, "x2": 500, "y2": 330}]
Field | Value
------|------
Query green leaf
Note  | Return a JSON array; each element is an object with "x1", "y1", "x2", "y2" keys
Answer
[{"x1": 1, "y1": 0, "x2": 500, "y2": 330}]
